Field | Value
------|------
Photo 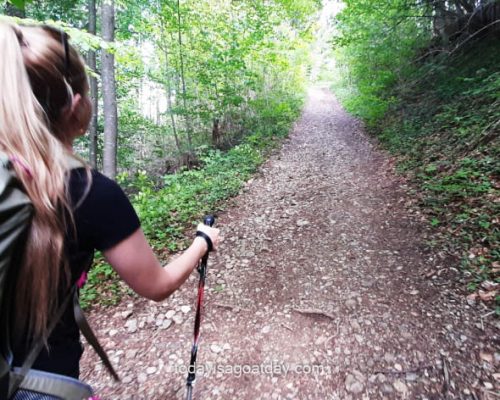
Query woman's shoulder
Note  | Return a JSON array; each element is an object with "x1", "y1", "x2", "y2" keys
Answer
[
  {"x1": 68, "y1": 168, "x2": 140, "y2": 251},
  {"x1": 68, "y1": 168, "x2": 129, "y2": 207},
  {"x1": 69, "y1": 167, "x2": 115, "y2": 185},
  {"x1": 69, "y1": 167, "x2": 123, "y2": 190}
]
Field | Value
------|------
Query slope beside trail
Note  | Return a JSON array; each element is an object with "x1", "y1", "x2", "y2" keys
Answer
[{"x1": 81, "y1": 88, "x2": 498, "y2": 400}]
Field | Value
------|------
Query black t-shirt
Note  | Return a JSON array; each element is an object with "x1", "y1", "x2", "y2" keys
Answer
[{"x1": 13, "y1": 168, "x2": 140, "y2": 378}]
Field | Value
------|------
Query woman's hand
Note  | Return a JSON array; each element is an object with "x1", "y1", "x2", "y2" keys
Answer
[{"x1": 195, "y1": 223, "x2": 220, "y2": 252}]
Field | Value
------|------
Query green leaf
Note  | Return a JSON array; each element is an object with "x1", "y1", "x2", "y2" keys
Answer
[
  {"x1": 8, "y1": 0, "x2": 26, "y2": 10},
  {"x1": 430, "y1": 218, "x2": 440, "y2": 227}
]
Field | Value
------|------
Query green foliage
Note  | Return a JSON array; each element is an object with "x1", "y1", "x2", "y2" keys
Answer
[
  {"x1": 107, "y1": 0, "x2": 318, "y2": 165},
  {"x1": 25, "y1": 0, "x2": 87, "y2": 23},
  {"x1": 331, "y1": 0, "x2": 428, "y2": 125},
  {"x1": 7, "y1": 0, "x2": 28, "y2": 10},
  {"x1": 18, "y1": 0, "x2": 318, "y2": 177},
  {"x1": 330, "y1": 1, "x2": 499, "y2": 305},
  {"x1": 416, "y1": 151, "x2": 499, "y2": 290},
  {"x1": 127, "y1": 94, "x2": 302, "y2": 249},
  {"x1": 79, "y1": 255, "x2": 127, "y2": 310},
  {"x1": 120, "y1": 140, "x2": 265, "y2": 251}
]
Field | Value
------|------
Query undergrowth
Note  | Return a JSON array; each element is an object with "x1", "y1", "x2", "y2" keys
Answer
[
  {"x1": 333, "y1": 35, "x2": 499, "y2": 311},
  {"x1": 378, "y1": 38, "x2": 499, "y2": 309},
  {"x1": 80, "y1": 94, "x2": 303, "y2": 309}
]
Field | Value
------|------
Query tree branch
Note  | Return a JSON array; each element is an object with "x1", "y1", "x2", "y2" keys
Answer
[{"x1": 450, "y1": 18, "x2": 500, "y2": 55}]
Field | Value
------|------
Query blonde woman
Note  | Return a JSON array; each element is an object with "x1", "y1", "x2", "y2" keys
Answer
[{"x1": 0, "y1": 21, "x2": 219, "y2": 379}]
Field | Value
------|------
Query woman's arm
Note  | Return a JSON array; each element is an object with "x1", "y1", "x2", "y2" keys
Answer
[{"x1": 103, "y1": 224, "x2": 219, "y2": 301}]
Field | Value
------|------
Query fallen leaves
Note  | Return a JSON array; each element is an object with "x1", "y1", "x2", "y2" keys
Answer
[
  {"x1": 481, "y1": 281, "x2": 499, "y2": 291},
  {"x1": 479, "y1": 351, "x2": 493, "y2": 364},
  {"x1": 468, "y1": 290, "x2": 498, "y2": 303},
  {"x1": 468, "y1": 281, "x2": 499, "y2": 302},
  {"x1": 492, "y1": 261, "x2": 500, "y2": 274},
  {"x1": 478, "y1": 290, "x2": 497, "y2": 302}
]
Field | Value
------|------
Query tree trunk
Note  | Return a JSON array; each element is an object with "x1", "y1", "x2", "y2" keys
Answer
[
  {"x1": 458, "y1": 0, "x2": 474, "y2": 13},
  {"x1": 177, "y1": 0, "x2": 193, "y2": 150},
  {"x1": 433, "y1": 1, "x2": 449, "y2": 43},
  {"x1": 454, "y1": 0, "x2": 465, "y2": 17},
  {"x1": 212, "y1": 118, "x2": 221, "y2": 148},
  {"x1": 101, "y1": 0, "x2": 118, "y2": 179},
  {"x1": 87, "y1": 0, "x2": 99, "y2": 169},
  {"x1": 159, "y1": 22, "x2": 182, "y2": 155}
]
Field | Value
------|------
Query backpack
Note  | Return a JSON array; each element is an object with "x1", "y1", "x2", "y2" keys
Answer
[{"x1": 0, "y1": 152, "x2": 118, "y2": 400}]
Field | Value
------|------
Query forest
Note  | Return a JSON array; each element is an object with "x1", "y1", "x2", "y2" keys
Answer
[
  {"x1": 329, "y1": 0, "x2": 499, "y2": 309},
  {"x1": 2, "y1": 0, "x2": 499, "y2": 398},
  {"x1": 2, "y1": 0, "x2": 498, "y2": 310},
  {"x1": 2, "y1": 0, "x2": 323, "y2": 305}
]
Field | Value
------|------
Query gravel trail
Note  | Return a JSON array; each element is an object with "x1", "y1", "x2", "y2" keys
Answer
[{"x1": 81, "y1": 88, "x2": 499, "y2": 400}]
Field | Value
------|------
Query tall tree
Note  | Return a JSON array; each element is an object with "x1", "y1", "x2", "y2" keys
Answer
[
  {"x1": 87, "y1": 0, "x2": 99, "y2": 169},
  {"x1": 176, "y1": 0, "x2": 193, "y2": 151},
  {"x1": 159, "y1": 19, "x2": 182, "y2": 155},
  {"x1": 101, "y1": 0, "x2": 118, "y2": 179}
]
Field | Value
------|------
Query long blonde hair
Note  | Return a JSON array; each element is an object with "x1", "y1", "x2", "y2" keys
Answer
[{"x1": 0, "y1": 21, "x2": 89, "y2": 341}]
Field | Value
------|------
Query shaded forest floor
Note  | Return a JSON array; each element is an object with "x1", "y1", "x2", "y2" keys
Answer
[{"x1": 81, "y1": 88, "x2": 499, "y2": 399}]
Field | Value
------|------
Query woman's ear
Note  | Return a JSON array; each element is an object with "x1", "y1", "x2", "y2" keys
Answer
[
  {"x1": 69, "y1": 93, "x2": 91, "y2": 134},
  {"x1": 70, "y1": 93, "x2": 83, "y2": 115}
]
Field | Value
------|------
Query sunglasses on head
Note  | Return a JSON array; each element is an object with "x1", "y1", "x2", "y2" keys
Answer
[{"x1": 41, "y1": 25, "x2": 71, "y2": 81}]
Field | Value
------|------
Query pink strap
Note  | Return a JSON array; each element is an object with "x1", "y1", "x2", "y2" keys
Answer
[
  {"x1": 77, "y1": 271, "x2": 88, "y2": 288},
  {"x1": 9, "y1": 155, "x2": 33, "y2": 179}
]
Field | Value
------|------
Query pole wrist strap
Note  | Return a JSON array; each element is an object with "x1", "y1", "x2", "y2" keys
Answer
[{"x1": 195, "y1": 231, "x2": 213, "y2": 252}]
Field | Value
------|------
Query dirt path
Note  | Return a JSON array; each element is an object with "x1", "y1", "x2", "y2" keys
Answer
[{"x1": 81, "y1": 88, "x2": 499, "y2": 399}]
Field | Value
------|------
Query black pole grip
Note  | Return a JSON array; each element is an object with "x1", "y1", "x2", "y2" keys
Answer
[{"x1": 203, "y1": 215, "x2": 215, "y2": 227}]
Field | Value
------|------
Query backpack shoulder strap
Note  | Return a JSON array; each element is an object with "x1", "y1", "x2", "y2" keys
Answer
[
  {"x1": 73, "y1": 291, "x2": 120, "y2": 381},
  {"x1": 65, "y1": 155, "x2": 120, "y2": 382}
]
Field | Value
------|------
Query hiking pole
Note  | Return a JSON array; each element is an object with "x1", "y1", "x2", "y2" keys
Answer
[{"x1": 185, "y1": 215, "x2": 215, "y2": 400}]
